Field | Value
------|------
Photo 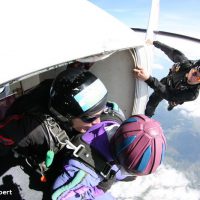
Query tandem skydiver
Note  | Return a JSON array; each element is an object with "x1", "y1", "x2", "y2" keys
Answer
[
  {"x1": 0, "y1": 64, "x2": 125, "y2": 195},
  {"x1": 51, "y1": 114, "x2": 166, "y2": 200}
]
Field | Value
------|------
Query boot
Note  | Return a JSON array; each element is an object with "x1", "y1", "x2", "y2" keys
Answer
[{"x1": 167, "y1": 102, "x2": 177, "y2": 111}]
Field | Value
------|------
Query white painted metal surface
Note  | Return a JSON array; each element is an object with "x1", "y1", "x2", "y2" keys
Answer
[
  {"x1": 0, "y1": 0, "x2": 142, "y2": 86},
  {"x1": 90, "y1": 50, "x2": 136, "y2": 118}
]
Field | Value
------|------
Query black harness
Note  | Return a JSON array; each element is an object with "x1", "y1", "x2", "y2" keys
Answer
[
  {"x1": 71, "y1": 134, "x2": 116, "y2": 180},
  {"x1": 24, "y1": 105, "x2": 124, "y2": 180}
]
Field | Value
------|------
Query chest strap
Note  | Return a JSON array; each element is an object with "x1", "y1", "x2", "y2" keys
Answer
[
  {"x1": 42, "y1": 115, "x2": 116, "y2": 180},
  {"x1": 71, "y1": 134, "x2": 116, "y2": 180}
]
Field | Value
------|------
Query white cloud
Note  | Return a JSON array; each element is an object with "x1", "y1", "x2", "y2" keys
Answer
[
  {"x1": 178, "y1": 97, "x2": 200, "y2": 118},
  {"x1": 161, "y1": 97, "x2": 200, "y2": 118},
  {"x1": 174, "y1": 99, "x2": 200, "y2": 137},
  {"x1": 109, "y1": 165, "x2": 200, "y2": 200},
  {"x1": 160, "y1": 99, "x2": 200, "y2": 137},
  {"x1": 152, "y1": 63, "x2": 164, "y2": 70}
]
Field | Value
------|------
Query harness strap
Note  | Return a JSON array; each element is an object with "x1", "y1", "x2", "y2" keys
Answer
[
  {"x1": 71, "y1": 134, "x2": 116, "y2": 180},
  {"x1": 42, "y1": 116, "x2": 116, "y2": 180},
  {"x1": 25, "y1": 114, "x2": 116, "y2": 181},
  {"x1": 42, "y1": 115, "x2": 69, "y2": 153},
  {"x1": 26, "y1": 114, "x2": 71, "y2": 177}
]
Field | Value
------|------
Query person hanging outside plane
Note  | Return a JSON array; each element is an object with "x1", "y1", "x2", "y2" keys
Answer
[
  {"x1": 133, "y1": 40, "x2": 200, "y2": 117},
  {"x1": 51, "y1": 114, "x2": 166, "y2": 200}
]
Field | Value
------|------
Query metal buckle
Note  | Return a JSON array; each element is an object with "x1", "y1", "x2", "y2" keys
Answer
[
  {"x1": 55, "y1": 130, "x2": 69, "y2": 145},
  {"x1": 73, "y1": 144, "x2": 85, "y2": 157},
  {"x1": 45, "y1": 115, "x2": 69, "y2": 145},
  {"x1": 100, "y1": 164, "x2": 112, "y2": 178},
  {"x1": 65, "y1": 140, "x2": 85, "y2": 157}
]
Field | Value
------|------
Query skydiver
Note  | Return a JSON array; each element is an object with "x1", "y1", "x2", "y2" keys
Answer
[
  {"x1": 0, "y1": 65, "x2": 124, "y2": 195},
  {"x1": 133, "y1": 40, "x2": 200, "y2": 117},
  {"x1": 51, "y1": 114, "x2": 166, "y2": 200}
]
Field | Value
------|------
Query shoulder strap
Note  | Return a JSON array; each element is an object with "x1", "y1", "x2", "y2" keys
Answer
[
  {"x1": 37, "y1": 114, "x2": 70, "y2": 154},
  {"x1": 28, "y1": 115, "x2": 118, "y2": 181},
  {"x1": 43, "y1": 117, "x2": 117, "y2": 180}
]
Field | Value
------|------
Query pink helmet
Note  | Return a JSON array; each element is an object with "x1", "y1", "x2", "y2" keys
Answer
[{"x1": 110, "y1": 114, "x2": 166, "y2": 176}]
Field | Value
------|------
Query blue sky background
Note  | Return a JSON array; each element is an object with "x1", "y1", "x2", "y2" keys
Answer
[
  {"x1": 90, "y1": 0, "x2": 200, "y2": 38},
  {"x1": 90, "y1": 1, "x2": 200, "y2": 199}
]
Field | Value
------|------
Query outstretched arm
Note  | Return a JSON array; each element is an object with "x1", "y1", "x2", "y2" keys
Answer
[
  {"x1": 146, "y1": 39, "x2": 189, "y2": 64},
  {"x1": 133, "y1": 67, "x2": 199, "y2": 102},
  {"x1": 153, "y1": 40, "x2": 189, "y2": 63}
]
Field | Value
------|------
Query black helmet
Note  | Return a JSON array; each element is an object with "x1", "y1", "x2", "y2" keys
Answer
[{"x1": 49, "y1": 67, "x2": 107, "y2": 122}]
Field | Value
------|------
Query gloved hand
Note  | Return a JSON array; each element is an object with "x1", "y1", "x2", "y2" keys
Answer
[
  {"x1": 145, "y1": 39, "x2": 153, "y2": 45},
  {"x1": 52, "y1": 159, "x2": 108, "y2": 200}
]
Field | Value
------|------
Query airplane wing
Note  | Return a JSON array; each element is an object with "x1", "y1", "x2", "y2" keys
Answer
[
  {"x1": 0, "y1": 0, "x2": 157, "y2": 117},
  {"x1": 0, "y1": 0, "x2": 142, "y2": 86}
]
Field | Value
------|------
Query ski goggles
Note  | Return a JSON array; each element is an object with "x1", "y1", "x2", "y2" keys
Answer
[
  {"x1": 80, "y1": 114, "x2": 101, "y2": 123},
  {"x1": 192, "y1": 68, "x2": 200, "y2": 82}
]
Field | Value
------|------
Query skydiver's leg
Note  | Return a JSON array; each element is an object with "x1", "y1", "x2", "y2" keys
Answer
[{"x1": 145, "y1": 92, "x2": 163, "y2": 117}]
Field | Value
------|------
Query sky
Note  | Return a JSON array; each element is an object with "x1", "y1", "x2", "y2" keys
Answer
[
  {"x1": 90, "y1": 1, "x2": 200, "y2": 199},
  {"x1": 90, "y1": 0, "x2": 200, "y2": 38}
]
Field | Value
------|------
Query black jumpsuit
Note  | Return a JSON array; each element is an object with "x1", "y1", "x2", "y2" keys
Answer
[{"x1": 145, "y1": 41, "x2": 200, "y2": 117}]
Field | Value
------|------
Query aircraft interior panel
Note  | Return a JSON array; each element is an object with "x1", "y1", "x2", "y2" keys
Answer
[{"x1": 90, "y1": 49, "x2": 136, "y2": 118}]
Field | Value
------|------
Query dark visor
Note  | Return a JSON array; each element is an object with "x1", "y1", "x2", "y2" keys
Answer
[{"x1": 80, "y1": 114, "x2": 101, "y2": 123}]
